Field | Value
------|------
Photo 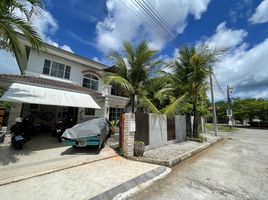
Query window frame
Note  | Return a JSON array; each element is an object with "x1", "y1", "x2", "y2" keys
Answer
[
  {"x1": 82, "y1": 73, "x2": 99, "y2": 91},
  {"x1": 42, "y1": 59, "x2": 71, "y2": 79}
]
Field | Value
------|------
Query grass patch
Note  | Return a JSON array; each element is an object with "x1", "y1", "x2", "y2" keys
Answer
[
  {"x1": 206, "y1": 124, "x2": 238, "y2": 132},
  {"x1": 187, "y1": 135, "x2": 207, "y2": 143}
]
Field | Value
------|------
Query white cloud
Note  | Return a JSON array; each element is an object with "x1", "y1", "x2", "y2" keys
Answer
[
  {"x1": 95, "y1": 0, "x2": 211, "y2": 54},
  {"x1": 202, "y1": 23, "x2": 268, "y2": 100},
  {"x1": 14, "y1": 8, "x2": 73, "y2": 52},
  {"x1": 203, "y1": 22, "x2": 248, "y2": 49},
  {"x1": 249, "y1": 0, "x2": 268, "y2": 24},
  {"x1": 0, "y1": 50, "x2": 20, "y2": 74}
]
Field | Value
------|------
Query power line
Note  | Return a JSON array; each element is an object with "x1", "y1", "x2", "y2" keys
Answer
[
  {"x1": 118, "y1": 0, "x2": 169, "y2": 40},
  {"x1": 133, "y1": 0, "x2": 183, "y2": 47},
  {"x1": 140, "y1": 0, "x2": 183, "y2": 46},
  {"x1": 212, "y1": 74, "x2": 225, "y2": 97},
  {"x1": 117, "y1": 0, "x2": 182, "y2": 48},
  {"x1": 131, "y1": 0, "x2": 173, "y2": 40},
  {"x1": 134, "y1": 0, "x2": 176, "y2": 40}
]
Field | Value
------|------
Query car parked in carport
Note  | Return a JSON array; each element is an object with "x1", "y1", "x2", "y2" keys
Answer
[{"x1": 61, "y1": 118, "x2": 110, "y2": 149}]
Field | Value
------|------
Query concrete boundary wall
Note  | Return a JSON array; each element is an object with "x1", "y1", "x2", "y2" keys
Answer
[{"x1": 145, "y1": 114, "x2": 186, "y2": 150}]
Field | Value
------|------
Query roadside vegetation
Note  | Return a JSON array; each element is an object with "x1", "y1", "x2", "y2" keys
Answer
[
  {"x1": 206, "y1": 123, "x2": 238, "y2": 132},
  {"x1": 214, "y1": 98, "x2": 268, "y2": 124},
  {"x1": 103, "y1": 42, "x2": 226, "y2": 138},
  {"x1": 0, "y1": 0, "x2": 44, "y2": 55}
]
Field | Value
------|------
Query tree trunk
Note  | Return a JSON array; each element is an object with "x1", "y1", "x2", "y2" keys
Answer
[
  {"x1": 131, "y1": 95, "x2": 135, "y2": 113},
  {"x1": 186, "y1": 114, "x2": 192, "y2": 137},
  {"x1": 193, "y1": 93, "x2": 199, "y2": 138}
]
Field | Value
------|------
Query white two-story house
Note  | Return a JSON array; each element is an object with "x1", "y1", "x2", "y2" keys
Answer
[{"x1": 0, "y1": 34, "x2": 129, "y2": 132}]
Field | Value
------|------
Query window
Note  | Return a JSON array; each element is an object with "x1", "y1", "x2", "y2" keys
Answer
[
  {"x1": 43, "y1": 59, "x2": 51, "y2": 75},
  {"x1": 82, "y1": 73, "x2": 99, "y2": 91},
  {"x1": 109, "y1": 107, "x2": 123, "y2": 121},
  {"x1": 111, "y1": 86, "x2": 125, "y2": 97},
  {"x1": 85, "y1": 108, "x2": 95, "y2": 116},
  {"x1": 42, "y1": 59, "x2": 71, "y2": 79}
]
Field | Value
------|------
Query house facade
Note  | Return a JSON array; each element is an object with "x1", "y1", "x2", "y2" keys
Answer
[{"x1": 0, "y1": 34, "x2": 129, "y2": 131}]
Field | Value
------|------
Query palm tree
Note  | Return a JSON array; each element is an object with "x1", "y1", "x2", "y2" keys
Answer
[
  {"x1": 0, "y1": 0, "x2": 44, "y2": 55},
  {"x1": 102, "y1": 41, "x2": 161, "y2": 112},
  {"x1": 159, "y1": 46, "x2": 225, "y2": 137}
]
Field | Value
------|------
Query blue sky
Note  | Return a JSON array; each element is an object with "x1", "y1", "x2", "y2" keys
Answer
[{"x1": 0, "y1": 0, "x2": 268, "y2": 100}]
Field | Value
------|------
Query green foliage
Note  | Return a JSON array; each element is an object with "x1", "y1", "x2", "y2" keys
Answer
[
  {"x1": 110, "y1": 120, "x2": 119, "y2": 127},
  {"x1": 0, "y1": 90, "x2": 11, "y2": 109},
  {"x1": 134, "y1": 141, "x2": 144, "y2": 145},
  {"x1": 232, "y1": 98, "x2": 268, "y2": 122},
  {"x1": 187, "y1": 135, "x2": 207, "y2": 143},
  {"x1": 213, "y1": 98, "x2": 268, "y2": 124},
  {"x1": 0, "y1": 0, "x2": 44, "y2": 55},
  {"x1": 102, "y1": 41, "x2": 161, "y2": 112},
  {"x1": 158, "y1": 45, "x2": 226, "y2": 137}
]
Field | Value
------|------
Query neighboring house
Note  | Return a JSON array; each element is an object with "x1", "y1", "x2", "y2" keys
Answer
[{"x1": 0, "y1": 34, "x2": 129, "y2": 132}]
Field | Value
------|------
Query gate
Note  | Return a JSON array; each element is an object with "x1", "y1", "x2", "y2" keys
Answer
[
  {"x1": 167, "y1": 118, "x2": 176, "y2": 141},
  {"x1": 135, "y1": 113, "x2": 149, "y2": 145}
]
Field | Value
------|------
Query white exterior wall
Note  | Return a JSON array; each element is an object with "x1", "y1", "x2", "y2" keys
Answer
[
  {"x1": 23, "y1": 48, "x2": 130, "y2": 122},
  {"x1": 26, "y1": 50, "x2": 104, "y2": 90}
]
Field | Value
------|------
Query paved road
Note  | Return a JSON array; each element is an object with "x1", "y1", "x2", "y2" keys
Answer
[{"x1": 129, "y1": 128, "x2": 268, "y2": 200}]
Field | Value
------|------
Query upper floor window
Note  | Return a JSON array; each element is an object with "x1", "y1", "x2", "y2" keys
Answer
[
  {"x1": 42, "y1": 59, "x2": 71, "y2": 79},
  {"x1": 111, "y1": 86, "x2": 127, "y2": 97},
  {"x1": 82, "y1": 73, "x2": 99, "y2": 91}
]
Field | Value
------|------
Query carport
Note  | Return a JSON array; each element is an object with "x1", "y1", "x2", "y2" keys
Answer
[{"x1": 0, "y1": 74, "x2": 105, "y2": 152}]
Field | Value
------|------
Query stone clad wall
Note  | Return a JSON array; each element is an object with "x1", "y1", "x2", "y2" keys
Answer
[{"x1": 122, "y1": 113, "x2": 135, "y2": 157}]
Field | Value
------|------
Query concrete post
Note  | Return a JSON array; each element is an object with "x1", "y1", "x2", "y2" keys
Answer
[
  {"x1": 122, "y1": 113, "x2": 135, "y2": 157},
  {"x1": 7, "y1": 103, "x2": 23, "y2": 134}
]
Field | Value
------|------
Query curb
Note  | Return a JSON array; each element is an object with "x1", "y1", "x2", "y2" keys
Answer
[
  {"x1": 130, "y1": 137, "x2": 223, "y2": 167},
  {"x1": 0, "y1": 155, "x2": 119, "y2": 186},
  {"x1": 90, "y1": 166, "x2": 171, "y2": 200}
]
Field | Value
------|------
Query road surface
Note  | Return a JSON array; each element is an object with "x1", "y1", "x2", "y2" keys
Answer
[{"x1": 129, "y1": 128, "x2": 268, "y2": 200}]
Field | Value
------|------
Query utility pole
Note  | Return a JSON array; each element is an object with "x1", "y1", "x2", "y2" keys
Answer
[
  {"x1": 209, "y1": 65, "x2": 218, "y2": 136},
  {"x1": 227, "y1": 85, "x2": 233, "y2": 129}
]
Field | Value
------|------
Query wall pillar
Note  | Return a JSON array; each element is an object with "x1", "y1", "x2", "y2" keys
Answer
[
  {"x1": 175, "y1": 115, "x2": 186, "y2": 142},
  {"x1": 122, "y1": 113, "x2": 135, "y2": 157},
  {"x1": 7, "y1": 103, "x2": 23, "y2": 134}
]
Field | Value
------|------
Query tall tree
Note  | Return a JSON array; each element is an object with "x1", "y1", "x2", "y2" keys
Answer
[
  {"x1": 102, "y1": 41, "x2": 161, "y2": 112},
  {"x1": 161, "y1": 46, "x2": 225, "y2": 137},
  {"x1": 0, "y1": 0, "x2": 44, "y2": 55}
]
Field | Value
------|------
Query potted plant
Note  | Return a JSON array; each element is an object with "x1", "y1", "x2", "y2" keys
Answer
[
  {"x1": 110, "y1": 120, "x2": 119, "y2": 134},
  {"x1": 134, "y1": 141, "x2": 145, "y2": 157}
]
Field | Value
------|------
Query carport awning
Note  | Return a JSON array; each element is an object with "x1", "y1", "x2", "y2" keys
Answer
[{"x1": 0, "y1": 83, "x2": 101, "y2": 109}]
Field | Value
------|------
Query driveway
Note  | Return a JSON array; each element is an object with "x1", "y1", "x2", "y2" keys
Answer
[
  {"x1": 0, "y1": 133, "x2": 118, "y2": 184},
  {"x1": 129, "y1": 128, "x2": 268, "y2": 200}
]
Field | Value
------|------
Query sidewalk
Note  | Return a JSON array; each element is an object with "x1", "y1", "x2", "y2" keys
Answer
[
  {"x1": 131, "y1": 133, "x2": 222, "y2": 167},
  {"x1": 0, "y1": 156, "x2": 170, "y2": 200},
  {"x1": 0, "y1": 146, "x2": 118, "y2": 186}
]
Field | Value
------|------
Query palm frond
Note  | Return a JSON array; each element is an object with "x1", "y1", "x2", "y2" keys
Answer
[
  {"x1": 154, "y1": 87, "x2": 174, "y2": 103},
  {"x1": 161, "y1": 95, "x2": 186, "y2": 118},
  {"x1": 109, "y1": 51, "x2": 128, "y2": 78},
  {"x1": 138, "y1": 95, "x2": 160, "y2": 114},
  {"x1": 102, "y1": 73, "x2": 134, "y2": 95}
]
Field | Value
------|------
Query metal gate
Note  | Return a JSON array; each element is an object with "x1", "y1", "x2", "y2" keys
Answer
[
  {"x1": 167, "y1": 118, "x2": 176, "y2": 141},
  {"x1": 135, "y1": 113, "x2": 149, "y2": 145}
]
